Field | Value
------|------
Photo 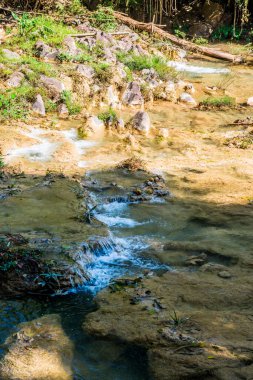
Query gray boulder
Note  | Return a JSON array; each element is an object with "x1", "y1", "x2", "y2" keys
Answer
[
  {"x1": 2, "y1": 49, "x2": 20, "y2": 60},
  {"x1": 6, "y1": 72, "x2": 24, "y2": 88},
  {"x1": 58, "y1": 103, "x2": 69, "y2": 119},
  {"x1": 76, "y1": 64, "x2": 95, "y2": 79},
  {"x1": 40, "y1": 75, "x2": 65, "y2": 100},
  {"x1": 122, "y1": 82, "x2": 144, "y2": 106},
  {"x1": 63, "y1": 36, "x2": 82, "y2": 56},
  {"x1": 128, "y1": 111, "x2": 151, "y2": 135},
  {"x1": 35, "y1": 41, "x2": 59, "y2": 60},
  {"x1": 179, "y1": 92, "x2": 197, "y2": 106},
  {"x1": 32, "y1": 95, "x2": 46, "y2": 116}
]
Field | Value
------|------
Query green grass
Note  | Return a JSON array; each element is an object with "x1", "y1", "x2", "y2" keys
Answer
[
  {"x1": 0, "y1": 85, "x2": 37, "y2": 120},
  {"x1": 60, "y1": 90, "x2": 81, "y2": 115},
  {"x1": 0, "y1": 156, "x2": 4, "y2": 169},
  {"x1": 92, "y1": 62, "x2": 113, "y2": 83},
  {"x1": 200, "y1": 96, "x2": 235, "y2": 107},
  {"x1": 6, "y1": 15, "x2": 76, "y2": 54},
  {"x1": 117, "y1": 52, "x2": 177, "y2": 80},
  {"x1": 98, "y1": 108, "x2": 117, "y2": 124},
  {"x1": 91, "y1": 7, "x2": 117, "y2": 32},
  {"x1": 57, "y1": 52, "x2": 92, "y2": 64}
]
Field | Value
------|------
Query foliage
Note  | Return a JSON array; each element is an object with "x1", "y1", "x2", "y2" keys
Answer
[
  {"x1": 60, "y1": 90, "x2": 81, "y2": 115},
  {"x1": 193, "y1": 37, "x2": 208, "y2": 45},
  {"x1": 117, "y1": 52, "x2": 177, "y2": 80},
  {"x1": 91, "y1": 6, "x2": 117, "y2": 31},
  {"x1": 0, "y1": 156, "x2": 5, "y2": 169},
  {"x1": 92, "y1": 62, "x2": 113, "y2": 83},
  {"x1": 200, "y1": 96, "x2": 235, "y2": 108},
  {"x1": 0, "y1": 85, "x2": 36, "y2": 119},
  {"x1": 98, "y1": 107, "x2": 117, "y2": 123},
  {"x1": 57, "y1": 52, "x2": 92, "y2": 63}
]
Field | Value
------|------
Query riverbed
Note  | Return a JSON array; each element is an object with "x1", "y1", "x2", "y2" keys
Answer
[{"x1": 0, "y1": 57, "x2": 252, "y2": 379}]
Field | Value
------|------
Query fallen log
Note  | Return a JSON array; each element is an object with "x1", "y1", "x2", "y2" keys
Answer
[{"x1": 113, "y1": 11, "x2": 244, "y2": 64}]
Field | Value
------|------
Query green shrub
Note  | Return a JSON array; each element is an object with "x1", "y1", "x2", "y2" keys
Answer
[
  {"x1": 0, "y1": 85, "x2": 36, "y2": 119},
  {"x1": 91, "y1": 7, "x2": 117, "y2": 32},
  {"x1": 60, "y1": 90, "x2": 81, "y2": 115},
  {"x1": 200, "y1": 96, "x2": 235, "y2": 107},
  {"x1": 98, "y1": 108, "x2": 117, "y2": 123},
  {"x1": 92, "y1": 62, "x2": 113, "y2": 83},
  {"x1": 117, "y1": 53, "x2": 177, "y2": 80}
]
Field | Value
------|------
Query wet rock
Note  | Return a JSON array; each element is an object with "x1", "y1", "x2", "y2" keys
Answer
[
  {"x1": 122, "y1": 82, "x2": 144, "y2": 106},
  {"x1": 179, "y1": 92, "x2": 197, "y2": 106},
  {"x1": 6, "y1": 71, "x2": 24, "y2": 88},
  {"x1": 218, "y1": 270, "x2": 232, "y2": 279},
  {"x1": 129, "y1": 175, "x2": 169, "y2": 201},
  {"x1": 32, "y1": 95, "x2": 46, "y2": 117},
  {"x1": 128, "y1": 111, "x2": 151, "y2": 135},
  {"x1": 200, "y1": 263, "x2": 229, "y2": 273},
  {"x1": 35, "y1": 41, "x2": 59, "y2": 60},
  {"x1": 185, "y1": 253, "x2": 207, "y2": 266},
  {"x1": 58, "y1": 103, "x2": 69, "y2": 119},
  {"x1": 247, "y1": 97, "x2": 253, "y2": 106},
  {"x1": 85, "y1": 116, "x2": 105, "y2": 136},
  {"x1": 184, "y1": 83, "x2": 195, "y2": 94},
  {"x1": 0, "y1": 314, "x2": 73, "y2": 380},
  {"x1": 40, "y1": 75, "x2": 65, "y2": 100},
  {"x1": 2, "y1": 49, "x2": 20, "y2": 60},
  {"x1": 76, "y1": 64, "x2": 95, "y2": 80}
]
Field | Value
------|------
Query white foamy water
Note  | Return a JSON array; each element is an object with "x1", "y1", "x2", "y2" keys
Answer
[
  {"x1": 95, "y1": 214, "x2": 146, "y2": 228},
  {"x1": 168, "y1": 61, "x2": 230, "y2": 74},
  {"x1": 7, "y1": 128, "x2": 58, "y2": 162},
  {"x1": 61, "y1": 128, "x2": 97, "y2": 154}
]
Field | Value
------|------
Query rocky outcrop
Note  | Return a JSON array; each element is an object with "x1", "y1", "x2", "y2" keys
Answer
[
  {"x1": 0, "y1": 314, "x2": 73, "y2": 380},
  {"x1": 122, "y1": 82, "x2": 144, "y2": 106},
  {"x1": 35, "y1": 41, "x2": 59, "y2": 60},
  {"x1": 32, "y1": 95, "x2": 46, "y2": 116},
  {"x1": 127, "y1": 111, "x2": 151, "y2": 135},
  {"x1": 2, "y1": 49, "x2": 20, "y2": 60},
  {"x1": 6, "y1": 72, "x2": 24, "y2": 88},
  {"x1": 40, "y1": 75, "x2": 65, "y2": 100}
]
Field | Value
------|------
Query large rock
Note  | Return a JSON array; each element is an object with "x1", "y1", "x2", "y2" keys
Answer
[
  {"x1": 2, "y1": 49, "x2": 20, "y2": 60},
  {"x1": 122, "y1": 82, "x2": 144, "y2": 106},
  {"x1": 32, "y1": 94, "x2": 46, "y2": 116},
  {"x1": 0, "y1": 314, "x2": 73, "y2": 380},
  {"x1": 58, "y1": 103, "x2": 69, "y2": 119},
  {"x1": 179, "y1": 92, "x2": 197, "y2": 106},
  {"x1": 76, "y1": 64, "x2": 95, "y2": 80},
  {"x1": 63, "y1": 36, "x2": 81, "y2": 56},
  {"x1": 35, "y1": 41, "x2": 59, "y2": 60},
  {"x1": 189, "y1": 22, "x2": 213, "y2": 38},
  {"x1": 40, "y1": 75, "x2": 65, "y2": 100},
  {"x1": 247, "y1": 97, "x2": 253, "y2": 106},
  {"x1": 6, "y1": 72, "x2": 24, "y2": 88},
  {"x1": 128, "y1": 111, "x2": 151, "y2": 135}
]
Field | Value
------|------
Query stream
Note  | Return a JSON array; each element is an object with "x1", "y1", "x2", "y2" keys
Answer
[{"x1": 0, "y1": 58, "x2": 253, "y2": 379}]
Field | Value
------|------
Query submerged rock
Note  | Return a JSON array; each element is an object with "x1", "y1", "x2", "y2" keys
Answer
[{"x1": 0, "y1": 314, "x2": 73, "y2": 380}]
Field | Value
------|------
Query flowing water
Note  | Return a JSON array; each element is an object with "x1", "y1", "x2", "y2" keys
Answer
[{"x1": 0, "y1": 58, "x2": 253, "y2": 379}]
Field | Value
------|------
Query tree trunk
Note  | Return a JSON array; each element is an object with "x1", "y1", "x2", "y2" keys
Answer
[{"x1": 113, "y1": 11, "x2": 244, "y2": 64}]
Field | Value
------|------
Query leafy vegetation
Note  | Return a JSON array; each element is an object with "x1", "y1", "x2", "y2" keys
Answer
[
  {"x1": 200, "y1": 96, "x2": 236, "y2": 108},
  {"x1": 91, "y1": 6, "x2": 117, "y2": 31},
  {"x1": 117, "y1": 52, "x2": 177, "y2": 80},
  {"x1": 60, "y1": 90, "x2": 81, "y2": 115},
  {"x1": 98, "y1": 108, "x2": 117, "y2": 125},
  {"x1": 0, "y1": 86, "x2": 36, "y2": 119}
]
